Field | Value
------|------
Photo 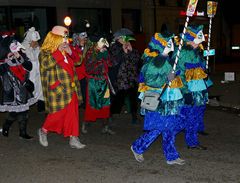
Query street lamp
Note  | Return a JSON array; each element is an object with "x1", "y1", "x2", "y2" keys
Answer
[{"x1": 64, "y1": 16, "x2": 72, "y2": 27}]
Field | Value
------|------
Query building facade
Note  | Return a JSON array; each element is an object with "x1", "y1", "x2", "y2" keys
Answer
[{"x1": 0, "y1": 0, "x2": 231, "y2": 62}]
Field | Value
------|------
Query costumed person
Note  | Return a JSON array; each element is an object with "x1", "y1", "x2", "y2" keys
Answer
[
  {"x1": 0, "y1": 34, "x2": 36, "y2": 139},
  {"x1": 130, "y1": 32, "x2": 185, "y2": 165},
  {"x1": 22, "y1": 27, "x2": 45, "y2": 112},
  {"x1": 109, "y1": 28, "x2": 142, "y2": 124},
  {"x1": 37, "y1": 25, "x2": 86, "y2": 149},
  {"x1": 71, "y1": 23, "x2": 93, "y2": 112},
  {"x1": 174, "y1": 24, "x2": 208, "y2": 150},
  {"x1": 83, "y1": 34, "x2": 115, "y2": 135}
]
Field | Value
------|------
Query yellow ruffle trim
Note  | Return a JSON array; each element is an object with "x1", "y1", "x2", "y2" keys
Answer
[
  {"x1": 185, "y1": 68, "x2": 207, "y2": 81},
  {"x1": 144, "y1": 48, "x2": 158, "y2": 57},
  {"x1": 138, "y1": 76, "x2": 183, "y2": 92},
  {"x1": 169, "y1": 76, "x2": 183, "y2": 88},
  {"x1": 138, "y1": 83, "x2": 158, "y2": 92}
]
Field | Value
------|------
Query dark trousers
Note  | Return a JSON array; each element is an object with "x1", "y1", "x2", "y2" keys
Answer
[
  {"x1": 3, "y1": 111, "x2": 29, "y2": 136},
  {"x1": 80, "y1": 78, "x2": 87, "y2": 108},
  {"x1": 110, "y1": 87, "x2": 138, "y2": 121}
]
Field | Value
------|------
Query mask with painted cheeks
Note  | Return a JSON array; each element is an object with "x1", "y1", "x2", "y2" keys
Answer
[
  {"x1": 162, "y1": 39, "x2": 174, "y2": 56},
  {"x1": 193, "y1": 30, "x2": 205, "y2": 45}
]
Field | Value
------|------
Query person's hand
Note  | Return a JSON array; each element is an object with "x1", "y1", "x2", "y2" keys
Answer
[
  {"x1": 13, "y1": 52, "x2": 20, "y2": 58},
  {"x1": 167, "y1": 72, "x2": 176, "y2": 82},
  {"x1": 122, "y1": 42, "x2": 132, "y2": 54},
  {"x1": 7, "y1": 52, "x2": 20, "y2": 59},
  {"x1": 58, "y1": 43, "x2": 72, "y2": 55},
  {"x1": 30, "y1": 41, "x2": 39, "y2": 48}
]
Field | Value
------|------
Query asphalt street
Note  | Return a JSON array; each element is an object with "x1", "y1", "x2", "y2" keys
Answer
[{"x1": 0, "y1": 103, "x2": 240, "y2": 183}]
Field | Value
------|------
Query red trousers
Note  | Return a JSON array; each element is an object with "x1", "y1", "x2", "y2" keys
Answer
[{"x1": 42, "y1": 93, "x2": 79, "y2": 137}]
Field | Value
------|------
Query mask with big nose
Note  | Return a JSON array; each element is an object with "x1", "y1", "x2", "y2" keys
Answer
[{"x1": 97, "y1": 38, "x2": 109, "y2": 52}]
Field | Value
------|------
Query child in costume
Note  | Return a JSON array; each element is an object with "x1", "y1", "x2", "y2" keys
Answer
[
  {"x1": 130, "y1": 32, "x2": 185, "y2": 165},
  {"x1": 22, "y1": 27, "x2": 45, "y2": 112},
  {"x1": 37, "y1": 25, "x2": 86, "y2": 149},
  {"x1": 0, "y1": 35, "x2": 36, "y2": 139},
  {"x1": 71, "y1": 25, "x2": 93, "y2": 133},
  {"x1": 71, "y1": 25, "x2": 93, "y2": 111},
  {"x1": 83, "y1": 35, "x2": 115, "y2": 135},
  {"x1": 175, "y1": 25, "x2": 208, "y2": 150}
]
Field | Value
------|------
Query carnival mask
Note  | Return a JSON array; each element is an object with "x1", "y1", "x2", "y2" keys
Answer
[
  {"x1": 9, "y1": 40, "x2": 25, "y2": 53},
  {"x1": 193, "y1": 30, "x2": 205, "y2": 45},
  {"x1": 97, "y1": 38, "x2": 109, "y2": 50},
  {"x1": 162, "y1": 39, "x2": 174, "y2": 56}
]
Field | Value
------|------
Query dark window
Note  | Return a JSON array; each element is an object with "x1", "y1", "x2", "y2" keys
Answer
[
  {"x1": 10, "y1": 7, "x2": 55, "y2": 40},
  {"x1": 159, "y1": 0, "x2": 166, "y2": 6},
  {"x1": 122, "y1": 9, "x2": 141, "y2": 33},
  {"x1": 0, "y1": 7, "x2": 7, "y2": 32},
  {"x1": 69, "y1": 8, "x2": 111, "y2": 38}
]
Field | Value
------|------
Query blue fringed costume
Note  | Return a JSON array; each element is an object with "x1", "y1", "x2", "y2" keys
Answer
[
  {"x1": 131, "y1": 32, "x2": 185, "y2": 163},
  {"x1": 175, "y1": 25, "x2": 210, "y2": 147}
]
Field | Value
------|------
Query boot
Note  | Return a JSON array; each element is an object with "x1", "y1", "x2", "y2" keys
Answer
[
  {"x1": 38, "y1": 128, "x2": 48, "y2": 147},
  {"x1": 19, "y1": 120, "x2": 33, "y2": 140},
  {"x1": 81, "y1": 122, "x2": 88, "y2": 134},
  {"x1": 69, "y1": 136, "x2": 86, "y2": 149},
  {"x1": 101, "y1": 125, "x2": 115, "y2": 135},
  {"x1": 2, "y1": 119, "x2": 14, "y2": 137}
]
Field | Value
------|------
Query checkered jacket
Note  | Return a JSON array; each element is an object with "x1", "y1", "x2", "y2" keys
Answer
[{"x1": 39, "y1": 49, "x2": 81, "y2": 113}]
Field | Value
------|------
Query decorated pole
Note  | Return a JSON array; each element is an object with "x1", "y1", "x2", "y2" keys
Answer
[
  {"x1": 205, "y1": 1, "x2": 218, "y2": 71},
  {"x1": 168, "y1": 0, "x2": 199, "y2": 86}
]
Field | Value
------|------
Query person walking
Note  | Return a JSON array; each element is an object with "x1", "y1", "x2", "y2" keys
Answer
[
  {"x1": 37, "y1": 25, "x2": 86, "y2": 149},
  {"x1": 130, "y1": 32, "x2": 185, "y2": 165},
  {"x1": 71, "y1": 25, "x2": 93, "y2": 110},
  {"x1": 0, "y1": 34, "x2": 36, "y2": 139},
  {"x1": 109, "y1": 28, "x2": 142, "y2": 124},
  {"x1": 174, "y1": 24, "x2": 208, "y2": 150},
  {"x1": 22, "y1": 27, "x2": 45, "y2": 112},
  {"x1": 83, "y1": 35, "x2": 115, "y2": 135}
]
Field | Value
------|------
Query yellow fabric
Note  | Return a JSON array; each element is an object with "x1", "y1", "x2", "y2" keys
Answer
[
  {"x1": 138, "y1": 83, "x2": 158, "y2": 92},
  {"x1": 144, "y1": 48, "x2": 158, "y2": 57},
  {"x1": 155, "y1": 33, "x2": 167, "y2": 47},
  {"x1": 170, "y1": 76, "x2": 183, "y2": 88},
  {"x1": 185, "y1": 68, "x2": 207, "y2": 81},
  {"x1": 104, "y1": 88, "x2": 110, "y2": 98},
  {"x1": 71, "y1": 82, "x2": 76, "y2": 88},
  {"x1": 138, "y1": 76, "x2": 183, "y2": 93}
]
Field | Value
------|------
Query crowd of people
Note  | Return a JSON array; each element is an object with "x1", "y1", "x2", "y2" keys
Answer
[{"x1": 0, "y1": 22, "x2": 211, "y2": 165}]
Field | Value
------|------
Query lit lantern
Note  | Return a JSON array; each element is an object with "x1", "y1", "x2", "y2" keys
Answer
[{"x1": 64, "y1": 16, "x2": 72, "y2": 27}]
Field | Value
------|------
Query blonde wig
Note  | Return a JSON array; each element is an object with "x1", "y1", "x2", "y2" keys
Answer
[{"x1": 41, "y1": 32, "x2": 63, "y2": 53}]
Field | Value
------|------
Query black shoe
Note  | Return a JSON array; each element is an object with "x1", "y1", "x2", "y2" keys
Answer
[
  {"x1": 2, "y1": 119, "x2": 14, "y2": 137},
  {"x1": 198, "y1": 131, "x2": 209, "y2": 136},
  {"x1": 19, "y1": 134, "x2": 33, "y2": 140},
  {"x1": 188, "y1": 145, "x2": 207, "y2": 150}
]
